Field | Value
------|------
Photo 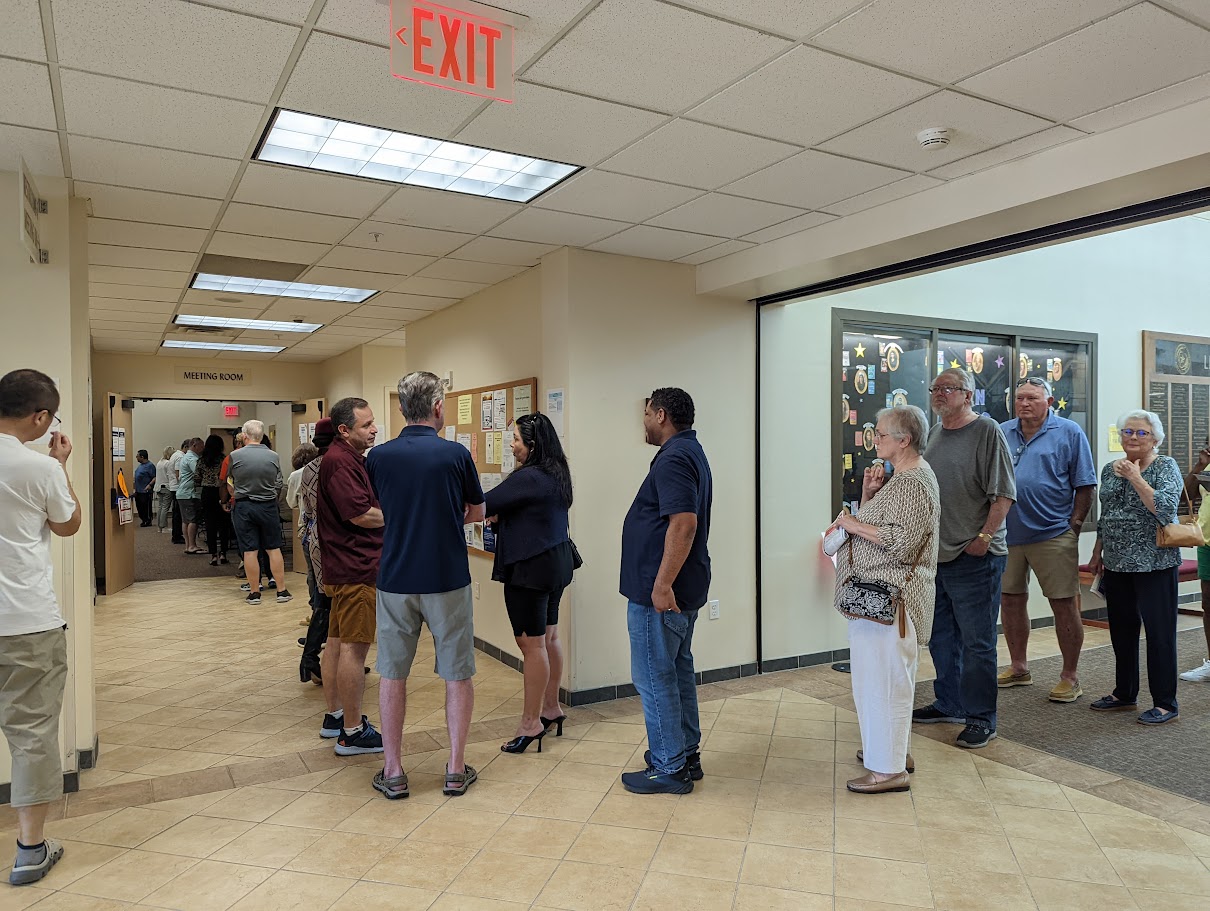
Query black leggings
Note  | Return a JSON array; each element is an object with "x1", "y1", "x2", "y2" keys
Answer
[
  {"x1": 504, "y1": 584, "x2": 565, "y2": 638},
  {"x1": 200, "y1": 488, "x2": 231, "y2": 556}
]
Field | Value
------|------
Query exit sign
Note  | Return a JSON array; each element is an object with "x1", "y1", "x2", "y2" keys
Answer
[
  {"x1": 390, "y1": 0, "x2": 516, "y2": 102},
  {"x1": 224, "y1": 404, "x2": 239, "y2": 418}
]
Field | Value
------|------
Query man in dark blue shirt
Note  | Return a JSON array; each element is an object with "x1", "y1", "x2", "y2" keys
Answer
[
  {"x1": 366, "y1": 371, "x2": 485, "y2": 800},
  {"x1": 619, "y1": 387, "x2": 712, "y2": 795},
  {"x1": 133, "y1": 450, "x2": 156, "y2": 526}
]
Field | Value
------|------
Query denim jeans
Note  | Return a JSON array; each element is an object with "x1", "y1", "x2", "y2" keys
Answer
[
  {"x1": 627, "y1": 601, "x2": 700, "y2": 775},
  {"x1": 929, "y1": 551, "x2": 1006, "y2": 729}
]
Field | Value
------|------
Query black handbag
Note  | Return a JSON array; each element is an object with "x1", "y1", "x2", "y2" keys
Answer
[{"x1": 570, "y1": 539, "x2": 584, "y2": 569}]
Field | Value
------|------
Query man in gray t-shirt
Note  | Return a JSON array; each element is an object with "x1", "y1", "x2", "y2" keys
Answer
[
  {"x1": 914, "y1": 368, "x2": 1015, "y2": 750},
  {"x1": 226, "y1": 420, "x2": 291, "y2": 606}
]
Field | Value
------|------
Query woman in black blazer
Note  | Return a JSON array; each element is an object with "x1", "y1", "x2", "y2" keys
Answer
[{"x1": 486, "y1": 412, "x2": 578, "y2": 754}]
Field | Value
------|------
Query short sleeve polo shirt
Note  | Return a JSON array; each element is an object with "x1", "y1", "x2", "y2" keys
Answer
[
  {"x1": 620, "y1": 429, "x2": 713, "y2": 611},
  {"x1": 317, "y1": 437, "x2": 383, "y2": 586},
  {"x1": 367, "y1": 425, "x2": 485, "y2": 595},
  {"x1": 1000, "y1": 412, "x2": 1097, "y2": 546}
]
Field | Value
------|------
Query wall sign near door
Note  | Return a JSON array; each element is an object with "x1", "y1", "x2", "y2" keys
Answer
[
  {"x1": 390, "y1": 0, "x2": 519, "y2": 102},
  {"x1": 175, "y1": 366, "x2": 252, "y2": 386}
]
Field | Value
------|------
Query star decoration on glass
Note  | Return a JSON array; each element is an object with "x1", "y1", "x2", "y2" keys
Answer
[
  {"x1": 1057, "y1": 397, "x2": 1068, "y2": 411},
  {"x1": 995, "y1": 356, "x2": 1005, "y2": 368},
  {"x1": 950, "y1": 359, "x2": 960, "y2": 369},
  {"x1": 854, "y1": 343, "x2": 866, "y2": 358}
]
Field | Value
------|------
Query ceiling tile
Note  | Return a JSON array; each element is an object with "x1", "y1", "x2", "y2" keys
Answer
[
  {"x1": 54, "y1": 0, "x2": 300, "y2": 102},
  {"x1": 332, "y1": 316, "x2": 407, "y2": 330},
  {"x1": 0, "y1": 124, "x2": 62, "y2": 178},
  {"x1": 75, "y1": 183, "x2": 222, "y2": 228},
  {"x1": 723, "y1": 151, "x2": 909, "y2": 210},
  {"x1": 601, "y1": 120, "x2": 799, "y2": 190},
  {"x1": 818, "y1": 91, "x2": 1052, "y2": 171},
  {"x1": 649, "y1": 193, "x2": 804, "y2": 238},
  {"x1": 275, "y1": 351, "x2": 332, "y2": 361},
  {"x1": 371, "y1": 186, "x2": 521, "y2": 233},
  {"x1": 70, "y1": 136, "x2": 240, "y2": 198},
  {"x1": 92, "y1": 338, "x2": 162, "y2": 353},
  {"x1": 90, "y1": 302, "x2": 177, "y2": 318},
  {"x1": 89, "y1": 323, "x2": 165, "y2": 337},
  {"x1": 172, "y1": 302, "x2": 267, "y2": 319},
  {"x1": 349, "y1": 304, "x2": 432, "y2": 322},
  {"x1": 689, "y1": 48, "x2": 933, "y2": 148},
  {"x1": 451, "y1": 236, "x2": 557, "y2": 266},
  {"x1": 1, "y1": 0, "x2": 46, "y2": 61},
  {"x1": 415, "y1": 259, "x2": 528, "y2": 284},
  {"x1": 89, "y1": 265, "x2": 190, "y2": 288},
  {"x1": 203, "y1": 0, "x2": 314, "y2": 22},
  {"x1": 1070, "y1": 72, "x2": 1210, "y2": 133},
  {"x1": 489, "y1": 208, "x2": 628, "y2": 246},
  {"x1": 676, "y1": 239, "x2": 757, "y2": 265},
  {"x1": 280, "y1": 32, "x2": 482, "y2": 138},
  {"x1": 217, "y1": 202, "x2": 359, "y2": 244},
  {"x1": 741, "y1": 211, "x2": 836, "y2": 243},
  {"x1": 205, "y1": 232, "x2": 331, "y2": 264},
  {"x1": 313, "y1": 0, "x2": 396, "y2": 46},
  {"x1": 369, "y1": 292, "x2": 458, "y2": 310},
  {"x1": 0, "y1": 58, "x2": 55, "y2": 130},
  {"x1": 524, "y1": 0, "x2": 791, "y2": 112},
  {"x1": 317, "y1": 247, "x2": 435, "y2": 276},
  {"x1": 87, "y1": 219, "x2": 208, "y2": 253},
  {"x1": 672, "y1": 0, "x2": 871, "y2": 38},
  {"x1": 297, "y1": 267, "x2": 402, "y2": 291},
  {"x1": 812, "y1": 0, "x2": 1131, "y2": 83},
  {"x1": 823, "y1": 174, "x2": 946, "y2": 215},
  {"x1": 60, "y1": 71, "x2": 263, "y2": 159},
  {"x1": 255, "y1": 300, "x2": 359, "y2": 321},
  {"x1": 533, "y1": 170, "x2": 700, "y2": 223},
  {"x1": 391, "y1": 276, "x2": 488, "y2": 299},
  {"x1": 344, "y1": 222, "x2": 474, "y2": 257},
  {"x1": 88, "y1": 285, "x2": 182, "y2": 303},
  {"x1": 958, "y1": 5, "x2": 1210, "y2": 122},
  {"x1": 367, "y1": 336, "x2": 408, "y2": 348},
  {"x1": 456, "y1": 81, "x2": 666, "y2": 165},
  {"x1": 927, "y1": 127, "x2": 1084, "y2": 179},
  {"x1": 588, "y1": 225, "x2": 720, "y2": 261},
  {"x1": 154, "y1": 345, "x2": 216, "y2": 358},
  {"x1": 1166, "y1": 0, "x2": 1210, "y2": 24},
  {"x1": 181, "y1": 289, "x2": 278, "y2": 310},
  {"x1": 309, "y1": 324, "x2": 386, "y2": 338},
  {"x1": 88, "y1": 245, "x2": 196, "y2": 271},
  {"x1": 235, "y1": 164, "x2": 394, "y2": 218}
]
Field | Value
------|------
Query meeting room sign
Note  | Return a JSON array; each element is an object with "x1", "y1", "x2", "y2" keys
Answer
[
  {"x1": 175, "y1": 366, "x2": 252, "y2": 386},
  {"x1": 390, "y1": 0, "x2": 521, "y2": 102}
]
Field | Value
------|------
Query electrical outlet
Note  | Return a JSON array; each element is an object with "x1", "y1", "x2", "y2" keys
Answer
[
  {"x1": 708, "y1": 599, "x2": 720, "y2": 620},
  {"x1": 474, "y1": 582, "x2": 481, "y2": 600}
]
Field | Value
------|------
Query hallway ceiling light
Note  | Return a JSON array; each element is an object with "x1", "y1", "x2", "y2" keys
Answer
[
  {"x1": 162, "y1": 340, "x2": 286, "y2": 353},
  {"x1": 255, "y1": 109, "x2": 580, "y2": 202},
  {"x1": 190, "y1": 273, "x2": 376, "y2": 303},
  {"x1": 174, "y1": 315, "x2": 323, "y2": 333}
]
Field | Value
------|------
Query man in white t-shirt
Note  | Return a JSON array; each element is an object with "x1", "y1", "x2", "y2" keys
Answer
[
  {"x1": 0, "y1": 369, "x2": 81, "y2": 886},
  {"x1": 167, "y1": 440, "x2": 187, "y2": 544}
]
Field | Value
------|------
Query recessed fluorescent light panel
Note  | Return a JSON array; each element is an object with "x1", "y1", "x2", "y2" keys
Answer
[
  {"x1": 175, "y1": 315, "x2": 323, "y2": 333},
  {"x1": 256, "y1": 109, "x2": 580, "y2": 202},
  {"x1": 162, "y1": 340, "x2": 286, "y2": 353},
  {"x1": 190, "y1": 273, "x2": 376, "y2": 303}
]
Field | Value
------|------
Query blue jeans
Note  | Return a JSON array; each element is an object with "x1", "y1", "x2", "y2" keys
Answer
[
  {"x1": 627, "y1": 601, "x2": 700, "y2": 775},
  {"x1": 929, "y1": 551, "x2": 1006, "y2": 729}
]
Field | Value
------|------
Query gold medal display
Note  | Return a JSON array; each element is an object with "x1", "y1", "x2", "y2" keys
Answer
[
  {"x1": 862, "y1": 423, "x2": 876, "y2": 451},
  {"x1": 855, "y1": 370, "x2": 868, "y2": 395},
  {"x1": 1019, "y1": 354, "x2": 1029, "y2": 379},
  {"x1": 970, "y1": 347, "x2": 984, "y2": 375},
  {"x1": 1052, "y1": 356, "x2": 1063, "y2": 381},
  {"x1": 886, "y1": 344, "x2": 901, "y2": 372}
]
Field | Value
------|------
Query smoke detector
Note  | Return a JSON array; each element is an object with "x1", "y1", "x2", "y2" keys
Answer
[{"x1": 916, "y1": 127, "x2": 950, "y2": 149}]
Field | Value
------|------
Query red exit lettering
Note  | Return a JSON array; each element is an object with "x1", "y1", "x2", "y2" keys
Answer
[{"x1": 391, "y1": 0, "x2": 513, "y2": 102}]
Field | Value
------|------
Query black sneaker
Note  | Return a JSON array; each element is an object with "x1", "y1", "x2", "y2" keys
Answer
[
  {"x1": 320, "y1": 712, "x2": 343, "y2": 739},
  {"x1": 335, "y1": 716, "x2": 384, "y2": 755},
  {"x1": 245, "y1": 590, "x2": 261, "y2": 605},
  {"x1": 276, "y1": 589, "x2": 293, "y2": 604},
  {"x1": 956, "y1": 723, "x2": 997, "y2": 749},
  {"x1": 268, "y1": 580, "x2": 277, "y2": 590},
  {"x1": 621, "y1": 765, "x2": 693, "y2": 795},
  {"x1": 644, "y1": 749, "x2": 703, "y2": 781},
  {"x1": 912, "y1": 705, "x2": 965, "y2": 725}
]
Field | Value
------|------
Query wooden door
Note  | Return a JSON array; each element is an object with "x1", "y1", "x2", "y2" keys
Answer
[{"x1": 99, "y1": 393, "x2": 135, "y2": 594}]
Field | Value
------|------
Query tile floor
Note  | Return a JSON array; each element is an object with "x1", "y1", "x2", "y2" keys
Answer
[{"x1": 1, "y1": 576, "x2": 1208, "y2": 909}]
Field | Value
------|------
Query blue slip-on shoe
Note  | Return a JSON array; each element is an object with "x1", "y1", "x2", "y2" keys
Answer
[{"x1": 1137, "y1": 707, "x2": 1178, "y2": 725}]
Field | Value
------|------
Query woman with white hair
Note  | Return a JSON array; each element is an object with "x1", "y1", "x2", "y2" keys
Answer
[
  {"x1": 1088, "y1": 409, "x2": 1183, "y2": 724},
  {"x1": 827, "y1": 404, "x2": 940, "y2": 793}
]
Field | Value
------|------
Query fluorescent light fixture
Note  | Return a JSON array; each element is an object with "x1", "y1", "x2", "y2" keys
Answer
[
  {"x1": 190, "y1": 273, "x2": 376, "y2": 304},
  {"x1": 162, "y1": 340, "x2": 286, "y2": 353},
  {"x1": 175, "y1": 315, "x2": 323, "y2": 333},
  {"x1": 256, "y1": 109, "x2": 580, "y2": 203}
]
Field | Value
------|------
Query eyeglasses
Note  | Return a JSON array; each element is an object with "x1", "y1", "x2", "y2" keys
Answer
[
  {"x1": 928, "y1": 385, "x2": 965, "y2": 396},
  {"x1": 1120, "y1": 428, "x2": 1152, "y2": 438},
  {"x1": 872, "y1": 431, "x2": 901, "y2": 441}
]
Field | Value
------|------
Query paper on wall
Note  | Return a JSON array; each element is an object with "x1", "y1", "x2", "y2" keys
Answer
[
  {"x1": 486, "y1": 431, "x2": 496, "y2": 464},
  {"x1": 546, "y1": 388, "x2": 564, "y2": 438},
  {"x1": 445, "y1": 426, "x2": 456, "y2": 441},
  {"x1": 457, "y1": 433, "x2": 471, "y2": 453},
  {"x1": 458, "y1": 395, "x2": 472, "y2": 425},
  {"x1": 480, "y1": 392, "x2": 493, "y2": 431},
  {"x1": 493, "y1": 388, "x2": 507, "y2": 430},
  {"x1": 501, "y1": 447, "x2": 515, "y2": 474},
  {"x1": 298, "y1": 424, "x2": 308, "y2": 445},
  {"x1": 513, "y1": 385, "x2": 532, "y2": 419},
  {"x1": 308, "y1": 422, "x2": 316, "y2": 440}
]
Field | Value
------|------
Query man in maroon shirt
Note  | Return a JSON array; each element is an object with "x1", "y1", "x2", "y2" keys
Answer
[{"x1": 317, "y1": 397, "x2": 384, "y2": 755}]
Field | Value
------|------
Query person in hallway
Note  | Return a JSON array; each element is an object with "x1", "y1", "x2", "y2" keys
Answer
[
  {"x1": 367, "y1": 373, "x2": 485, "y2": 799},
  {"x1": 997, "y1": 378, "x2": 1097, "y2": 703},
  {"x1": 913, "y1": 368, "x2": 1015, "y2": 750},
  {"x1": 227, "y1": 420, "x2": 291, "y2": 605},
  {"x1": 155, "y1": 445, "x2": 175, "y2": 533},
  {"x1": 287, "y1": 441, "x2": 319, "y2": 625},
  {"x1": 199, "y1": 434, "x2": 232, "y2": 567},
  {"x1": 828, "y1": 405, "x2": 939, "y2": 794},
  {"x1": 1088, "y1": 411, "x2": 1183, "y2": 724},
  {"x1": 133, "y1": 449, "x2": 156, "y2": 526},
  {"x1": 485, "y1": 413, "x2": 577, "y2": 754},
  {"x1": 0, "y1": 369, "x2": 82, "y2": 885},
  {"x1": 300, "y1": 420, "x2": 335, "y2": 685},
  {"x1": 317, "y1": 398, "x2": 385, "y2": 757},
  {"x1": 168, "y1": 439, "x2": 187, "y2": 544},
  {"x1": 620, "y1": 388, "x2": 712, "y2": 795},
  {"x1": 222, "y1": 432, "x2": 270, "y2": 588},
  {"x1": 1180, "y1": 438, "x2": 1210, "y2": 683},
  {"x1": 177, "y1": 437, "x2": 204, "y2": 554}
]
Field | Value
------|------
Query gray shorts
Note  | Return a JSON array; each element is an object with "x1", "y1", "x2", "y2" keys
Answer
[{"x1": 376, "y1": 586, "x2": 476, "y2": 682}]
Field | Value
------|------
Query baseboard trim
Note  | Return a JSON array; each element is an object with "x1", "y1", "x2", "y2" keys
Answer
[{"x1": 1, "y1": 771, "x2": 80, "y2": 806}]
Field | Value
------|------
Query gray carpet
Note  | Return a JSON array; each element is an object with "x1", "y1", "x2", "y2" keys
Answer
[{"x1": 133, "y1": 519, "x2": 292, "y2": 583}]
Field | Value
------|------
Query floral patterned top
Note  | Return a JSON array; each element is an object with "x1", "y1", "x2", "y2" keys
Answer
[
  {"x1": 1097, "y1": 455, "x2": 1182, "y2": 573},
  {"x1": 300, "y1": 454, "x2": 323, "y2": 587}
]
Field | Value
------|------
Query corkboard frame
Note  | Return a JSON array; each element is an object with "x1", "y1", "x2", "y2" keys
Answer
[
  {"x1": 1143, "y1": 330, "x2": 1210, "y2": 476},
  {"x1": 444, "y1": 376, "x2": 538, "y2": 558}
]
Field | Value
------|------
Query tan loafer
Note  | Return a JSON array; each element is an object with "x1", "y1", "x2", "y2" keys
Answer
[
  {"x1": 856, "y1": 749, "x2": 914, "y2": 773},
  {"x1": 997, "y1": 669, "x2": 1033, "y2": 687},
  {"x1": 1048, "y1": 679, "x2": 1083, "y2": 703},
  {"x1": 847, "y1": 771, "x2": 910, "y2": 794}
]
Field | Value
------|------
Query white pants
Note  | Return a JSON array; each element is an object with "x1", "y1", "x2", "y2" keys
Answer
[{"x1": 849, "y1": 612, "x2": 918, "y2": 774}]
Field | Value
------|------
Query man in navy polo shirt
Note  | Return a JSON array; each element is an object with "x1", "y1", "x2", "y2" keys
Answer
[
  {"x1": 367, "y1": 371, "x2": 485, "y2": 800},
  {"x1": 620, "y1": 387, "x2": 712, "y2": 795}
]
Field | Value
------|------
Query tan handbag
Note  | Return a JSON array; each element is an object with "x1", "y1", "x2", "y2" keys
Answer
[{"x1": 1156, "y1": 491, "x2": 1206, "y2": 548}]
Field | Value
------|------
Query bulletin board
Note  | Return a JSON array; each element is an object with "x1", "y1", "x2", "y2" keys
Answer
[{"x1": 444, "y1": 376, "x2": 538, "y2": 558}]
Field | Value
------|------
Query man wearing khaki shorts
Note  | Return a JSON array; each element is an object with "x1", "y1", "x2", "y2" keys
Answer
[
  {"x1": 999, "y1": 378, "x2": 1097, "y2": 702},
  {"x1": 0, "y1": 369, "x2": 82, "y2": 885}
]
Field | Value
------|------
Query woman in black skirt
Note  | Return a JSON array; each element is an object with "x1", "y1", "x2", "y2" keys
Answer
[{"x1": 198, "y1": 434, "x2": 233, "y2": 566}]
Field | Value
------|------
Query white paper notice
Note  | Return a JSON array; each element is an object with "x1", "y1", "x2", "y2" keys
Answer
[
  {"x1": 457, "y1": 433, "x2": 471, "y2": 453},
  {"x1": 493, "y1": 388, "x2": 508, "y2": 429},
  {"x1": 480, "y1": 392, "x2": 493, "y2": 431},
  {"x1": 464, "y1": 524, "x2": 474, "y2": 545},
  {"x1": 488, "y1": 472, "x2": 502, "y2": 491},
  {"x1": 308, "y1": 422, "x2": 316, "y2": 440},
  {"x1": 298, "y1": 424, "x2": 307, "y2": 444},
  {"x1": 545, "y1": 388, "x2": 564, "y2": 438},
  {"x1": 486, "y1": 432, "x2": 496, "y2": 464},
  {"x1": 445, "y1": 426, "x2": 456, "y2": 441},
  {"x1": 501, "y1": 447, "x2": 515, "y2": 474},
  {"x1": 513, "y1": 384, "x2": 531, "y2": 419}
]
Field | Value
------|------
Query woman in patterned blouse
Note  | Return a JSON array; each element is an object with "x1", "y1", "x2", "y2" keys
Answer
[{"x1": 1088, "y1": 410, "x2": 1183, "y2": 724}]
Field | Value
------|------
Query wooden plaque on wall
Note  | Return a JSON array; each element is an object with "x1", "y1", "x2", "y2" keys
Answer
[{"x1": 1143, "y1": 331, "x2": 1210, "y2": 476}]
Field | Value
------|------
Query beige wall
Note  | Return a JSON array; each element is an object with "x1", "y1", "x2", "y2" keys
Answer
[
  {"x1": 362, "y1": 344, "x2": 407, "y2": 439},
  {"x1": 131, "y1": 399, "x2": 263, "y2": 458},
  {"x1": 320, "y1": 346, "x2": 363, "y2": 410},
  {"x1": 92, "y1": 352, "x2": 324, "y2": 402}
]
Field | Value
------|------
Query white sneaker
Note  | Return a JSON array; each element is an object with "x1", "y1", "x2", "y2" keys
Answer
[{"x1": 1179, "y1": 658, "x2": 1210, "y2": 682}]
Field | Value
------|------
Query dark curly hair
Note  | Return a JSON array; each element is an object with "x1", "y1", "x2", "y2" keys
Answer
[
  {"x1": 648, "y1": 387, "x2": 695, "y2": 431},
  {"x1": 200, "y1": 434, "x2": 226, "y2": 467},
  {"x1": 515, "y1": 412, "x2": 572, "y2": 508}
]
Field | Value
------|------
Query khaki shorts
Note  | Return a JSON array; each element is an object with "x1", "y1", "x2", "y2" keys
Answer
[
  {"x1": 1002, "y1": 529, "x2": 1080, "y2": 599},
  {"x1": 0, "y1": 628, "x2": 67, "y2": 807},
  {"x1": 376, "y1": 586, "x2": 476, "y2": 682},
  {"x1": 325, "y1": 583, "x2": 376, "y2": 644}
]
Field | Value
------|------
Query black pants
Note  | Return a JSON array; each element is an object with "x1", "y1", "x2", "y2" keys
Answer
[
  {"x1": 200, "y1": 488, "x2": 231, "y2": 556},
  {"x1": 1104, "y1": 566, "x2": 1179, "y2": 712},
  {"x1": 171, "y1": 496, "x2": 183, "y2": 542},
  {"x1": 134, "y1": 491, "x2": 153, "y2": 524}
]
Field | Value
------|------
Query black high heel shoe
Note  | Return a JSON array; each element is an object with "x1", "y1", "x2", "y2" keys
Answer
[
  {"x1": 540, "y1": 714, "x2": 566, "y2": 737},
  {"x1": 501, "y1": 730, "x2": 546, "y2": 754}
]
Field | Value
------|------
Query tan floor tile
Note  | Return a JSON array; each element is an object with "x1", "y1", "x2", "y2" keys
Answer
[
  {"x1": 561, "y1": 740, "x2": 636, "y2": 766},
  {"x1": 540, "y1": 761, "x2": 621, "y2": 794},
  {"x1": 2, "y1": 894, "x2": 129, "y2": 910},
  {"x1": 227, "y1": 869, "x2": 353, "y2": 910},
  {"x1": 306, "y1": 765, "x2": 383, "y2": 797},
  {"x1": 740, "y1": 842, "x2": 833, "y2": 894},
  {"x1": 906, "y1": 770, "x2": 988, "y2": 802},
  {"x1": 695, "y1": 750, "x2": 766, "y2": 780},
  {"x1": 60, "y1": 848, "x2": 199, "y2": 902},
  {"x1": 650, "y1": 832, "x2": 745, "y2": 881},
  {"x1": 1132, "y1": 887, "x2": 1205, "y2": 910},
  {"x1": 1027, "y1": 876, "x2": 1140, "y2": 910},
  {"x1": 836, "y1": 818, "x2": 924, "y2": 863},
  {"x1": 0, "y1": 884, "x2": 50, "y2": 909},
  {"x1": 734, "y1": 883, "x2": 831, "y2": 910},
  {"x1": 71, "y1": 806, "x2": 182, "y2": 848},
  {"x1": 478, "y1": 755, "x2": 557, "y2": 785},
  {"x1": 929, "y1": 868, "x2": 1032, "y2": 910},
  {"x1": 1081, "y1": 812, "x2": 1192, "y2": 855},
  {"x1": 410, "y1": 806, "x2": 510, "y2": 849},
  {"x1": 43, "y1": 810, "x2": 120, "y2": 841},
  {"x1": 25, "y1": 840, "x2": 128, "y2": 889},
  {"x1": 447, "y1": 850, "x2": 559, "y2": 903},
  {"x1": 209, "y1": 823, "x2": 324, "y2": 869},
  {"x1": 835, "y1": 854, "x2": 932, "y2": 908},
  {"x1": 484, "y1": 815, "x2": 582, "y2": 859},
  {"x1": 775, "y1": 700, "x2": 837, "y2": 721},
  {"x1": 1102, "y1": 847, "x2": 1210, "y2": 895},
  {"x1": 910, "y1": 796, "x2": 1001, "y2": 834},
  {"x1": 285, "y1": 830, "x2": 401, "y2": 878},
  {"x1": 633, "y1": 871, "x2": 736, "y2": 911},
  {"x1": 666, "y1": 799, "x2": 753, "y2": 841},
  {"x1": 995, "y1": 805, "x2": 1096, "y2": 845},
  {"x1": 712, "y1": 713, "x2": 776, "y2": 735},
  {"x1": 334, "y1": 794, "x2": 438, "y2": 837},
  {"x1": 364, "y1": 840, "x2": 479, "y2": 890},
  {"x1": 535, "y1": 860, "x2": 644, "y2": 911},
  {"x1": 429, "y1": 896, "x2": 529, "y2": 911},
  {"x1": 561, "y1": 823, "x2": 660, "y2": 868},
  {"x1": 702, "y1": 730, "x2": 771, "y2": 756},
  {"x1": 254, "y1": 769, "x2": 340, "y2": 791},
  {"x1": 768, "y1": 735, "x2": 836, "y2": 762},
  {"x1": 983, "y1": 778, "x2": 1073, "y2": 811},
  {"x1": 138, "y1": 814, "x2": 255, "y2": 858},
  {"x1": 748, "y1": 808, "x2": 833, "y2": 851},
  {"x1": 688, "y1": 774, "x2": 760, "y2": 809},
  {"x1": 513, "y1": 783, "x2": 603, "y2": 822},
  {"x1": 921, "y1": 827, "x2": 1017, "y2": 875},
  {"x1": 262, "y1": 792, "x2": 371, "y2": 830},
  {"x1": 579, "y1": 722, "x2": 648, "y2": 744},
  {"x1": 761, "y1": 755, "x2": 835, "y2": 787},
  {"x1": 135, "y1": 750, "x2": 231, "y2": 777},
  {"x1": 95, "y1": 745, "x2": 175, "y2": 773},
  {"x1": 756, "y1": 780, "x2": 834, "y2": 817},
  {"x1": 328, "y1": 880, "x2": 440, "y2": 911},
  {"x1": 1061, "y1": 787, "x2": 1145, "y2": 818},
  {"x1": 196, "y1": 787, "x2": 303, "y2": 823},
  {"x1": 1171, "y1": 824, "x2": 1210, "y2": 857},
  {"x1": 141, "y1": 858, "x2": 273, "y2": 911},
  {"x1": 587, "y1": 793, "x2": 676, "y2": 831}
]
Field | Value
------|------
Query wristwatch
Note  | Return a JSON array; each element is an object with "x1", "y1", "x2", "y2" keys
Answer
[{"x1": 977, "y1": 532, "x2": 993, "y2": 543}]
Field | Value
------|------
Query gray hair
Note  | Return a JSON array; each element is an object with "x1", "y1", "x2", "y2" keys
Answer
[
  {"x1": 937, "y1": 367, "x2": 975, "y2": 393},
  {"x1": 1118, "y1": 409, "x2": 1165, "y2": 447},
  {"x1": 242, "y1": 419, "x2": 265, "y2": 442},
  {"x1": 397, "y1": 371, "x2": 444, "y2": 423},
  {"x1": 876, "y1": 405, "x2": 930, "y2": 452}
]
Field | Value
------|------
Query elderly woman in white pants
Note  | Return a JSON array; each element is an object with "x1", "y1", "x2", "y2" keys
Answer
[{"x1": 827, "y1": 405, "x2": 940, "y2": 794}]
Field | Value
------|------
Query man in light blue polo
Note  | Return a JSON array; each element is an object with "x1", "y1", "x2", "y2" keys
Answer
[{"x1": 998, "y1": 378, "x2": 1097, "y2": 703}]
